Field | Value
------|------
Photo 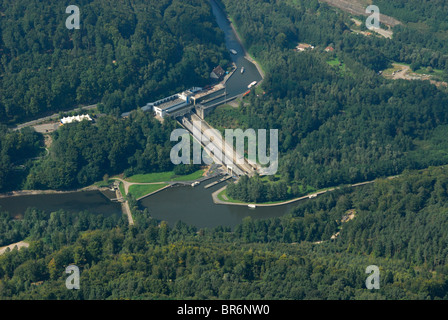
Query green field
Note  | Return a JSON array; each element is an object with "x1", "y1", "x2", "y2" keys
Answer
[
  {"x1": 414, "y1": 66, "x2": 444, "y2": 75},
  {"x1": 127, "y1": 183, "x2": 169, "y2": 199},
  {"x1": 414, "y1": 66, "x2": 446, "y2": 81},
  {"x1": 119, "y1": 182, "x2": 126, "y2": 198},
  {"x1": 206, "y1": 104, "x2": 249, "y2": 132},
  {"x1": 326, "y1": 57, "x2": 341, "y2": 66},
  {"x1": 91, "y1": 179, "x2": 111, "y2": 188},
  {"x1": 125, "y1": 169, "x2": 205, "y2": 184},
  {"x1": 217, "y1": 188, "x2": 245, "y2": 204},
  {"x1": 326, "y1": 56, "x2": 347, "y2": 73}
]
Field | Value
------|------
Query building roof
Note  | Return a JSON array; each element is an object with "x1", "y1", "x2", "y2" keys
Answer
[
  {"x1": 211, "y1": 65, "x2": 225, "y2": 79},
  {"x1": 153, "y1": 98, "x2": 186, "y2": 111},
  {"x1": 60, "y1": 114, "x2": 92, "y2": 124},
  {"x1": 121, "y1": 87, "x2": 200, "y2": 118},
  {"x1": 296, "y1": 43, "x2": 314, "y2": 50}
]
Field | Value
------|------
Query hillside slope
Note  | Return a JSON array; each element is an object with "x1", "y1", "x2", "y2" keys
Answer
[
  {"x1": 319, "y1": 0, "x2": 401, "y2": 26},
  {"x1": 0, "y1": 0, "x2": 229, "y2": 124}
]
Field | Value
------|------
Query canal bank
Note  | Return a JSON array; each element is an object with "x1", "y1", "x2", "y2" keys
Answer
[
  {"x1": 0, "y1": 189, "x2": 123, "y2": 220},
  {"x1": 210, "y1": 0, "x2": 265, "y2": 80},
  {"x1": 0, "y1": 185, "x2": 113, "y2": 199},
  {"x1": 210, "y1": 177, "x2": 400, "y2": 208},
  {"x1": 0, "y1": 0, "x2": 272, "y2": 229},
  {"x1": 138, "y1": 175, "x2": 295, "y2": 229},
  {"x1": 206, "y1": 0, "x2": 263, "y2": 106},
  {"x1": 211, "y1": 185, "x2": 333, "y2": 207}
]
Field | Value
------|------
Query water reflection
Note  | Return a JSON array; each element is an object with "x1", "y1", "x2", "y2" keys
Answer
[
  {"x1": 205, "y1": 0, "x2": 263, "y2": 106},
  {"x1": 0, "y1": 191, "x2": 122, "y2": 219},
  {"x1": 0, "y1": 0, "x2": 278, "y2": 228},
  {"x1": 140, "y1": 177, "x2": 294, "y2": 229}
]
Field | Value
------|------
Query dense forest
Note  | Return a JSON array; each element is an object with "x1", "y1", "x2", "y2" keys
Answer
[
  {"x1": 24, "y1": 110, "x2": 179, "y2": 190},
  {"x1": 373, "y1": 0, "x2": 448, "y2": 32},
  {"x1": 0, "y1": 166, "x2": 447, "y2": 299},
  {"x1": 0, "y1": 111, "x2": 180, "y2": 192},
  {"x1": 218, "y1": 0, "x2": 448, "y2": 70},
  {"x1": 206, "y1": 0, "x2": 448, "y2": 202},
  {"x1": 0, "y1": 0, "x2": 229, "y2": 124},
  {"x1": 371, "y1": 0, "x2": 448, "y2": 62},
  {"x1": 0, "y1": 126, "x2": 42, "y2": 191},
  {"x1": 0, "y1": 109, "x2": 203, "y2": 192},
  {"x1": 226, "y1": 174, "x2": 290, "y2": 203},
  {"x1": 1, "y1": 0, "x2": 448, "y2": 301}
]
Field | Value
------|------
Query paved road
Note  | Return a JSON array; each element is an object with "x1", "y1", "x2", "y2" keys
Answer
[
  {"x1": 212, "y1": 175, "x2": 400, "y2": 207},
  {"x1": 112, "y1": 171, "x2": 220, "y2": 196},
  {"x1": 12, "y1": 104, "x2": 97, "y2": 131}
]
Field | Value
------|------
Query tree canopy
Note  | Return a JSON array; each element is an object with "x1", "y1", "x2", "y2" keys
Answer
[
  {"x1": 1, "y1": 166, "x2": 448, "y2": 299},
  {"x1": 0, "y1": 0, "x2": 230, "y2": 124}
]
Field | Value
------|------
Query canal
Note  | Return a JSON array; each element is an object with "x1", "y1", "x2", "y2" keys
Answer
[
  {"x1": 139, "y1": 176, "x2": 295, "y2": 229},
  {"x1": 203, "y1": 0, "x2": 263, "y2": 106},
  {"x1": 0, "y1": 0, "x2": 292, "y2": 229},
  {"x1": 0, "y1": 190, "x2": 122, "y2": 219}
]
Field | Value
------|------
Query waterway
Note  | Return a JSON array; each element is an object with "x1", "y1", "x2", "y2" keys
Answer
[
  {"x1": 0, "y1": 0, "x2": 292, "y2": 229},
  {"x1": 0, "y1": 190, "x2": 122, "y2": 219},
  {"x1": 137, "y1": 2, "x2": 290, "y2": 229},
  {"x1": 140, "y1": 176, "x2": 295, "y2": 229},
  {"x1": 203, "y1": 0, "x2": 263, "y2": 106}
]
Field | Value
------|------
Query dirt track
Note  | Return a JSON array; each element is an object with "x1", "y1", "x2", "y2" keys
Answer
[
  {"x1": 385, "y1": 63, "x2": 448, "y2": 88},
  {"x1": 0, "y1": 241, "x2": 29, "y2": 255},
  {"x1": 319, "y1": 0, "x2": 401, "y2": 27}
]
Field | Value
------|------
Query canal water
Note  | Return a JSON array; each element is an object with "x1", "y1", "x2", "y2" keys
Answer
[
  {"x1": 0, "y1": 0, "x2": 292, "y2": 229},
  {"x1": 139, "y1": 176, "x2": 295, "y2": 229},
  {"x1": 204, "y1": 0, "x2": 263, "y2": 106},
  {"x1": 0, "y1": 191, "x2": 122, "y2": 219}
]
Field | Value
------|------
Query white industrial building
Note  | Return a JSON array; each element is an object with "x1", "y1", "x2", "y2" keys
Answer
[
  {"x1": 152, "y1": 93, "x2": 189, "y2": 118},
  {"x1": 60, "y1": 114, "x2": 92, "y2": 125},
  {"x1": 120, "y1": 87, "x2": 203, "y2": 119}
]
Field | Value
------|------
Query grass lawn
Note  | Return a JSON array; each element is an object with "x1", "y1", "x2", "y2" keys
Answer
[
  {"x1": 126, "y1": 169, "x2": 205, "y2": 184},
  {"x1": 327, "y1": 57, "x2": 341, "y2": 66},
  {"x1": 127, "y1": 183, "x2": 169, "y2": 199},
  {"x1": 91, "y1": 180, "x2": 111, "y2": 188},
  {"x1": 414, "y1": 66, "x2": 444, "y2": 75},
  {"x1": 119, "y1": 182, "x2": 126, "y2": 198},
  {"x1": 414, "y1": 66, "x2": 445, "y2": 81},
  {"x1": 327, "y1": 56, "x2": 347, "y2": 74},
  {"x1": 217, "y1": 188, "x2": 245, "y2": 204}
]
